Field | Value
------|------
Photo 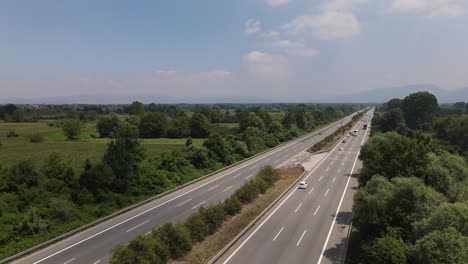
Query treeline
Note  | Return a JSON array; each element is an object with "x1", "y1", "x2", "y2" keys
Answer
[
  {"x1": 0, "y1": 104, "x2": 356, "y2": 259},
  {"x1": 350, "y1": 92, "x2": 468, "y2": 263},
  {"x1": 110, "y1": 166, "x2": 281, "y2": 264}
]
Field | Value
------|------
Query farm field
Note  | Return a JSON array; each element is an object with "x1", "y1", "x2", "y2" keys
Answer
[{"x1": 0, "y1": 122, "x2": 204, "y2": 170}]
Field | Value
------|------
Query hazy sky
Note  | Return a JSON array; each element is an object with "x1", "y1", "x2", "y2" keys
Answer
[{"x1": 2, "y1": 0, "x2": 468, "y2": 102}]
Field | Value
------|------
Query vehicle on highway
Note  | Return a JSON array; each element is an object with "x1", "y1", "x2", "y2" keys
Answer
[
  {"x1": 339, "y1": 147, "x2": 344, "y2": 151},
  {"x1": 319, "y1": 132, "x2": 322, "y2": 135},
  {"x1": 298, "y1": 181, "x2": 308, "y2": 189},
  {"x1": 342, "y1": 139, "x2": 346, "y2": 143}
]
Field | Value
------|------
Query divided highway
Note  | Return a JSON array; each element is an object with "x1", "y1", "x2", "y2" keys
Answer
[
  {"x1": 12, "y1": 112, "x2": 362, "y2": 264},
  {"x1": 218, "y1": 109, "x2": 374, "y2": 264}
]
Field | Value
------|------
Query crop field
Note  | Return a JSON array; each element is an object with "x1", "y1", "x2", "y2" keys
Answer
[{"x1": 0, "y1": 122, "x2": 204, "y2": 171}]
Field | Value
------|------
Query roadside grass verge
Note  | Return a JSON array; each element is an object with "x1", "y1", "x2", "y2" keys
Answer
[{"x1": 171, "y1": 167, "x2": 303, "y2": 264}]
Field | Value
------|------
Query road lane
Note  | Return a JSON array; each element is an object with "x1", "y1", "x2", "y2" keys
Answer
[{"x1": 218, "y1": 109, "x2": 373, "y2": 264}]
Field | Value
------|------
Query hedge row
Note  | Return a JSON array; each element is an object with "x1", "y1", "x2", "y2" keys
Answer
[
  {"x1": 110, "y1": 165, "x2": 281, "y2": 264},
  {"x1": 310, "y1": 112, "x2": 365, "y2": 152}
]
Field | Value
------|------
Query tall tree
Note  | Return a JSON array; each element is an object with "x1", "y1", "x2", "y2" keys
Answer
[
  {"x1": 103, "y1": 124, "x2": 145, "y2": 192},
  {"x1": 402, "y1": 92, "x2": 439, "y2": 130},
  {"x1": 139, "y1": 112, "x2": 168, "y2": 138},
  {"x1": 127, "y1": 101, "x2": 145, "y2": 116},
  {"x1": 190, "y1": 113, "x2": 210, "y2": 138},
  {"x1": 62, "y1": 119, "x2": 83, "y2": 140}
]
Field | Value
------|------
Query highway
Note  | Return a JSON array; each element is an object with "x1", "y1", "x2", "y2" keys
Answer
[
  {"x1": 217, "y1": 109, "x2": 373, "y2": 264},
  {"x1": 12, "y1": 111, "x2": 362, "y2": 264}
]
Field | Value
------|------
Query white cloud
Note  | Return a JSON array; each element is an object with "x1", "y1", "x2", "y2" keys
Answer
[
  {"x1": 245, "y1": 19, "x2": 262, "y2": 34},
  {"x1": 269, "y1": 40, "x2": 305, "y2": 48},
  {"x1": 260, "y1": 30, "x2": 280, "y2": 38},
  {"x1": 283, "y1": 11, "x2": 361, "y2": 40},
  {"x1": 287, "y1": 47, "x2": 320, "y2": 57},
  {"x1": 244, "y1": 51, "x2": 289, "y2": 78},
  {"x1": 264, "y1": 0, "x2": 291, "y2": 7},
  {"x1": 322, "y1": 0, "x2": 367, "y2": 12},
  {"x1": 281, "y1": 0, "x2": 366, "y2": 40},
  {"x1": 389, "y1": 0, "x2": 465, "y2": 18}
]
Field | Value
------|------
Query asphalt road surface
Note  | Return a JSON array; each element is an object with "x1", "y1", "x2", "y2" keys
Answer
[
  {"x1": 217, "y1": 109, "x2": 374, "y2": 264},
  {"x1": 12, "y1": 111, "x2": 364, "y2": 264}
]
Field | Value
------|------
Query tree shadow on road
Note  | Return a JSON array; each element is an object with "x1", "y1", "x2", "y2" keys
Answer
[{"x1": 323, "y1": 236, "x2": 348, "y2": 264}]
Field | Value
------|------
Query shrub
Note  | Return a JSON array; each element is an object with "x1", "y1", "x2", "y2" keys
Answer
[
  {"x1": 184, "y1": 212, "x2": 208, "y2": 242},
  {"x1": 235, "y1": 180, "x2": 259, "y2": 204},
  {"x1": 199, "y1": 204, "x2": 226, "y2": 234},
  {"x1": 6, "y1": 131, "x2": 18, "y2": 138},
  {"x1": 154, "y1": 223, "x2": 192, "y2": 259},
  {"x1": 30, "y1": 133, "x2": 44, "y2": 143},
  {"x1": 255, "y1": 177, "x2": 269, "y2": 194},
  {"x1": 223, "y1": 196, "x2": 242, "y2": 216}
]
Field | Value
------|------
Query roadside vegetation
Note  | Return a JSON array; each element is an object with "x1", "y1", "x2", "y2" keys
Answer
[
  {"x1": 309, "y1": 111, "x2": 365, "y2": 153},
  {"x1": 348, "y1": 92, "x2": 468, "y2": 264},
  {"x1": 110, "y1": 166, "x2": 302, "y2": 264},
  {"x1": 0, "y1": 102, "x2": 358, "y2": 259}
]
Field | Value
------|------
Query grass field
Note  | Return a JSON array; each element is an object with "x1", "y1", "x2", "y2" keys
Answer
[{"x1": 0, "y1": 122, "x2": 204, "y2": 171}]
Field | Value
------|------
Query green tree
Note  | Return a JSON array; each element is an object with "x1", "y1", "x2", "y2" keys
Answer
[
  {"x1": 167, "y1": 116, "x2": 190, "y2": 138},
  {"x1": 96, "y1": 113, "x2": 124, "y2": 137},
  {"x1": 6, "y1": 160, "x2": 41, "y2": 192},
  {"x1": 203, "y1": 133, "x2": 230, "y2": 164},
  {"x1": 62, "y1": 119, "x2": 83, "y2": 140},
  {"x1": 415, "y1": 203, "x2": 468, "y2": 238},
  {"x1": 127, "y1": 101, "x2": 145, "y2": 116},
  {"x1": 103, "y1": 124, "x2": 145, "y2": 192},
  {"x1": 11, "y1": 107, "x2": 25, "y2": 122},
  {"x1": 41, "y1": 152, "x2": 76, "y2": 192},
  {"x1": 376, "y1": 108, "x2": 407, "y2": 133},
  {"x1": 190, "y1": 113, "x2": 210, "y2": 138},
  {"x1": 139, "y1": 112, "x2": 168, "y2": 138},
  {"x1": 411, "y1": 228, "x2": 468, "y2": 264},
  {"x1": 384, "y1": 98, "x2": 403, "y2": 111},
  {"x1": 402, "y1": 92, "x2": 439, "y2": 130},
  {"x1": 359, "y1": 132, "x2": 430, "y2": 186},
  {"x1": 360, "y1": 236, "x2": 408, "y2": 264}
]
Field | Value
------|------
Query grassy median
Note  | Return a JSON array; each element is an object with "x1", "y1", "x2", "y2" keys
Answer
[{"x1": 170, "y1": 166, "x2": 303, "y2": 264}]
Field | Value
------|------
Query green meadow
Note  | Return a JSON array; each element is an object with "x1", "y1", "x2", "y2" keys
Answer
[{"x1": 0, "y1": 122, "x2": 204, "y2": 171}]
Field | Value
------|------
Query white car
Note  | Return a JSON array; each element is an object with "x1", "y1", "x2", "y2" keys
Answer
[
  {"x1": 298, "y1": 181, "x2": 308, "y2": 189},
  {"x1": 339, "y1": 147, "x2": 344, "y2": 151}
]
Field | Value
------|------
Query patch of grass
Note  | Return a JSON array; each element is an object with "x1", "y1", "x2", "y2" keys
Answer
[
  {"x1": 0, "y1": 122, "x2": 203, "y2": 170},
  {"x1": 216, "y1": 123, "x2": 239, "y2": 128},
  {"x1": 170, "y1": 167, "x2": 303, "y2": 264}
]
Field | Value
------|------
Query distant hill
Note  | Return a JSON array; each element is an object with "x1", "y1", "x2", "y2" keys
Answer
[
  {"x1": 322, "y1": 84, "x2": 468, "y2": 103},
  {"x1": 2, "y1": 84, "x2": 467, "y2": 104}
]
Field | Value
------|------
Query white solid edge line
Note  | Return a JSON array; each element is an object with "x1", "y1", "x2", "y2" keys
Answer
[
  {"x1": 296, "y1": 230, "x2": 307, "y2": 247},
  {"x1": 273, "y1": 226, "x2": 285, "y2": 241},
  {"x1": 317, "y1": 114, "x2": 370, "y2": 264},
  {"x1": 126, "y1": 220, "x2": 150, "y2": 233},
  {"x1": 221, "y1": 119, "x2": 352, "y2": 264},
  {"x1": 32, "y1": 115, "x2": 355, "y2": 264}
]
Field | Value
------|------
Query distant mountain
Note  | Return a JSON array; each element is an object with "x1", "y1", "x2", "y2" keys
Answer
[
  {"x1": 2, "y1": 84, "x2": 467, "y2": 104},
  {"x1": 322, "y1": 84, "x2": 468, "y2": 103}
]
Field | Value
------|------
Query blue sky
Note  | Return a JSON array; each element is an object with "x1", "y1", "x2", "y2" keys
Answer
[{"x1": 2, "y1": 0, "x2": 468, "y2": 102}]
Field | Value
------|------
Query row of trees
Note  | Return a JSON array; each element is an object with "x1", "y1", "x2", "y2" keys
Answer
[
  {"x1": 110, "y1": 166, "x2": 280, "y2": 264},
  {"x1": 351, "y1": 92, "x2": 468, "y2": 263}
]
